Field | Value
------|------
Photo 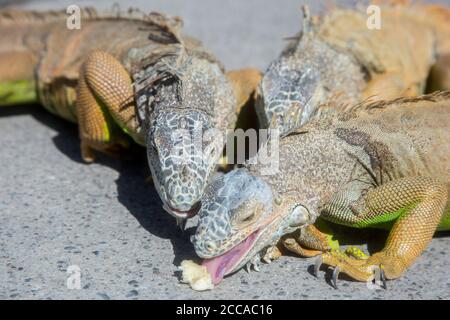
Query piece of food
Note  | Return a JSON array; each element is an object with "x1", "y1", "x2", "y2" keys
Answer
[{"x1": 180, "y1": 260, "x2": 214, "y2": 291}]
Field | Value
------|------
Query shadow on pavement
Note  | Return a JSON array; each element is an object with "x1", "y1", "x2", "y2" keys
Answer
[{"x1": 0, "y1": 103, "x2": 196, "y2": 267}]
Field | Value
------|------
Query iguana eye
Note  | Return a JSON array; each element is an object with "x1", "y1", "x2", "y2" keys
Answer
[
  {"x1": 239, "y1": 211, "x2": 255, "y2": 223},
  {"x1": 232, "y1": 200, "x2": 263, "y2": 228}
]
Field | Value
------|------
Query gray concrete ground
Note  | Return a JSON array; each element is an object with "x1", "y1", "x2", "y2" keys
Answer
[{"x1": 0, "y1": 0, "x2": 449, "y2": 300}]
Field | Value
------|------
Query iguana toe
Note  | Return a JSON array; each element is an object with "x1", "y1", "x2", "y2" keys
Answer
[
  {"x1": 262, "y1": 245, "x2": 282, "y2": 264},
  {"x1": 380, "y1": 265, "x2": 387, "y2": 290},
  {"x1": 245, "y1": 255, "x2": 261, "y2": 273},
  {"x1": 313, "y1": 255, "x2": 322, "y2": 278},
  {"x1": 331, "y1": 266, "x2": 340, "y2": 289}
]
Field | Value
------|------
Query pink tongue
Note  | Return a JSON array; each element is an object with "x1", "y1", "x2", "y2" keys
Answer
[{"x1": 202, "y1": 231, "x2": 259, "y2": 285}]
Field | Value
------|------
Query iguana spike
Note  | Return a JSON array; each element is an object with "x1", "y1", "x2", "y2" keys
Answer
[{"x1": 301, "y1": 5, "x2": 312, "y2": 34}]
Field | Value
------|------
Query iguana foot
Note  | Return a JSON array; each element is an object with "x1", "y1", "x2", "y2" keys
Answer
[
  {"x1": 80, "y1": 137, "x2": 130, "y2": 163},
  {"x1": 283, "y1": 237, "x2": 323, "y2": 257},
  {"x1": 262, "y1": 245, "x2": 282, "y2": 264},
  {"x1": 317, "y1": 250, "x2": 392, "y2": 288},
  {"x1": 318, "y1": 176, "x2": 448, "y2": 287},
  {"x1": 281, "y1": 224, "x2": 338, "y2": 258},
  {"x1": 313, "y1": 253, "x2": 341, "y2": 289}
]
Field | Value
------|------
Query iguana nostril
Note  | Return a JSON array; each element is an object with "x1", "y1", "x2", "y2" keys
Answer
[{"x1": 205, "y1": 241, "x2": 216, "y2": 252}]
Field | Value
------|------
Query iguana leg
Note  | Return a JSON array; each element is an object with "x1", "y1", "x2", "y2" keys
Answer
[
  {"x1": 283, "y1": 238, "x2": 322, "y2": 258},
  {"x1": 226, "y1": 68, "x2": 262, "y2": 115},
  {"x1": 282, "y1": 224, "x2": 338, "y2": 258},
  {"x1": 261, "y1": 244, "x2": 283, "y2": 264},
  {"x1": 362, "y1": 72, "x2": 420, "y2": 101},
  {"x1": 320, "y1": 176, "x2": 448, "y2": 282},
  {"x1": 76, "y1": 50, "x2": 143, "y2": 162}
]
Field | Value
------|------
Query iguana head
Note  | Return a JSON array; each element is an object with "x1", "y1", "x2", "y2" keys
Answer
[
  {"x1": 191, "y1": 168, "x2": 314, "y2": 285},
  {"x1": 147, "y1": 108, "x2": 221, "y2": 222},
  {"x1": 256, "y1": 7, "x2": 364, "y2": 136},
  {"x1": 257, "y1": 51, "x2": 321, "y2": 134},
  {"x1": 136, "y1": 54, "x2": 234, "y2": 226}
]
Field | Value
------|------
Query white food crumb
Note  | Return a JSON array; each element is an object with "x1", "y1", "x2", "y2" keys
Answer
[{"x1": 180, "y1": 260, "x2": 214, "y2": 291}]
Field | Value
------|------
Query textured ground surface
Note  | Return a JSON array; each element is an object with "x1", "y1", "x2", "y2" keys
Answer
[{"x1": 0, "y1": 0, "x2": 449, "y2": 300}]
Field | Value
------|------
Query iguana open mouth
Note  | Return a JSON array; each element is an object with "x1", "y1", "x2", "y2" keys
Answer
[
  {"x1": 202, "y1": 229, "x2": 261, "y2": 284},
  {"x1": 163, "y1": 202, "x2": 201, "y2": 219}
]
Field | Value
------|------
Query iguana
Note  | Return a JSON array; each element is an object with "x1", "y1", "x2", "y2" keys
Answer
[
  {"x1": 256, "y1": 1, "x2": 450, "y2": 134},
  {"x1": 185, "y1": 0, "x2": 450, "y2": 289},
  {"x1": 0, "y1": 8, "x2": 260, "y2": 227},
  {"x1": 188, "y1": 91, "x2": 450, "y2": 290}
]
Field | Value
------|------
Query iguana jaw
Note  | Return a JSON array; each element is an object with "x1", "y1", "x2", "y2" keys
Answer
[
  {"x1": 196, "y1": 197, "x2": 299, "y2": 285},
  {"x1": 194, "y1": 194, "x2": 317, "y2": 286},
  {"x1": 202, "y1": 228, "x2": 262, "y2": 285},
  {"x1": 199, "y1": 205, "x2": 294, "y2": 285},
  {"x1": 146, "y1": 109, "x2": 218, "y2": 222},
  {"x1": 162, "y1": 202, "x2": 201, "y2": 219}
]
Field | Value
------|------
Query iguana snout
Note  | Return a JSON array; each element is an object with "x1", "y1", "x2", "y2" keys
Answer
[
  {"x1": 147, "y1": 109, "x2": 222, "y2": 221},
  {"x1": 191, "y1": 169, "x2": 279, "y2": 284}
]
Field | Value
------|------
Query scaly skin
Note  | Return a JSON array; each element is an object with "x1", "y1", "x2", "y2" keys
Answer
[
  {"x1": 0, "y1": 8, "x2": 260, "y2": 224},
  {"x1": 192, "y1": 92, "x2": 450, "y2": 287},
  {"x1": 256, "y1": 2, "x2": 450, "y2": 134}
]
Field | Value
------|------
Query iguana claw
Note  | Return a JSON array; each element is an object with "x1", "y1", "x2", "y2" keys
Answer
[
  {"x1": 245, "y1": 255, "x2": 261, "y2": 273},
  {"x1": 314, "y1": 255, "x2": 322, "y2": 278},
  {"x1": 262, "y1": 245, "x2": 282, "y2": 264},
  {"x1": 379, "y1": 265, "x2": 387, "y2": 290},
  {"x1": 245, "y1": 262, "x2": 251, "y2": 273},
  {"x1": 252, "y1": 254, "x2": 261, "y2": 272},
  {"x1": 331, "y1": 266, "x2": 340, "y2": 289},
  {"x1": 262, "y1": 256, "x2": 271, "y2": 264}
]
